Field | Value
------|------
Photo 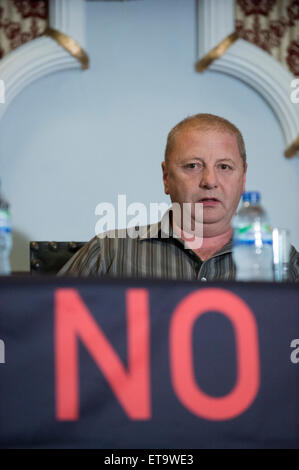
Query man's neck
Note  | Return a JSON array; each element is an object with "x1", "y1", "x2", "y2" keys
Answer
[
  {"x1": 192, "y1": 228, "x2": 232, "y2": 261},
  {"x1": 174, "y1": 222, "x2": 233, "y2": 261}
]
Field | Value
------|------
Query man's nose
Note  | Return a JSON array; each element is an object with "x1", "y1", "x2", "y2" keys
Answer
[{"x1": 199, "y1": 167, "x2": 218, "y2": 189}]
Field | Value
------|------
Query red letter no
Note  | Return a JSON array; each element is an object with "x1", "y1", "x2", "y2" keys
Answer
[
  {"x1": 170, "y1": 288, "x2": 260, "y2": 420},
  {"x1": 55, "y1": 288, "x2": 150, "y2": 421}
]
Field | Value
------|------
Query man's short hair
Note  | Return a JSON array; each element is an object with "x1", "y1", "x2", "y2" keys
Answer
[{"x1": 164, "y1": 113, "x2": 246, "y2": 169}]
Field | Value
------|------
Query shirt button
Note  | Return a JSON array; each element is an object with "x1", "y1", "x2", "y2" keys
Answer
[{"x1": 201, "y1": 277, "x2": 207, "y2": 282}]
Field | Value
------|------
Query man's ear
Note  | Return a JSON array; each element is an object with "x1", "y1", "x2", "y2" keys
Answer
[
  {"x1": 242, "y1": 162, "x2": 247, "y2": 193},
  {"x1": 161, "y1": 161, "x2": 169, "y2": 195}
]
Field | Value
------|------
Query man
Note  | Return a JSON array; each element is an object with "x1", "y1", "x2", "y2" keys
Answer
[{"x1": 58, "y1": 113, "x2": 299, "y2": 281}]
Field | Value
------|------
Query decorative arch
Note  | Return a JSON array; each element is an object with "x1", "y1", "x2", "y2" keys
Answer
[
  {"x1": 0, "y1": 0, "x2": 88, "y2": 120},
  {"x1": 196, "y1": 0, "x2": 299, "y2": 158}
]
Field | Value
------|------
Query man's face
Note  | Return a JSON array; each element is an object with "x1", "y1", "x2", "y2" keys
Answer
[{"x1": 162, "y1": 127, "x2": 247, "y2": 233}]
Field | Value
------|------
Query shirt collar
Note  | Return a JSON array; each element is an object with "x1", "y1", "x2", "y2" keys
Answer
[
  {"x1": 139, "y1": 210, "x2": 233, "y2": 256},
  {"x1": 214, "y1": 237, "x2": 233, "y2": 256}
]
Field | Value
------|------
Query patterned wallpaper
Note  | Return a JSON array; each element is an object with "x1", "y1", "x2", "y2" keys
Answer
[
  {"x1": 235, "y1": 0, "x2": 299, "y2": 75},
  {"x1": 0, "y1": 0, "x2": 48, "y2": 60}
]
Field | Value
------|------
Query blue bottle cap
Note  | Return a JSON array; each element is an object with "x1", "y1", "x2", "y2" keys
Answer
[{"x1": 242, "y1": 191, "x2": 260, "y2": 204}]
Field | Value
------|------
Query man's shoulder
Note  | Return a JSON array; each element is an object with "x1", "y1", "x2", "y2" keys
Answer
[
  {"x1": 57, "y1": 222, "x2": 162, "y2": 277},
  {"x1": 75, "y1": 220, "x2": 162, "y2": 254},
  {"x1": 290, "y1": 244, "x2": 299, "y2": 260},
  {"x1": 289, "y1": 244, "x2": 299, "y2": 282},
  {"x1": 95, "y1": 221, "x2": 161, "y2": 243}
]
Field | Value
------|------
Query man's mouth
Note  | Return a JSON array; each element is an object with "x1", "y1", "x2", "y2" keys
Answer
[
  {"x1": 198, "y1": 198, "x2": 219, "y2": 202},
  {"x1": 197, "y1": 198, "x2": 220, "y2": 205}
]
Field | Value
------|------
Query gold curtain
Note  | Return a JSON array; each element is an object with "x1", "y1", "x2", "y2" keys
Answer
[
  {"x1": 235, "y1": 0, "x2": 299, "y2": 75},
  {"x1": 0, "y1": 0, "x2": 48, "y2": 60}
]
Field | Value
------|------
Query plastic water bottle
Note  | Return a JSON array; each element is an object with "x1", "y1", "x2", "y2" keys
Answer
[
  {"x1": 0, "y1": 181, "x2": 12, "y2": 275},
  {"x1": 232, "y1": 191, "x2": 273, "y2": 281}
]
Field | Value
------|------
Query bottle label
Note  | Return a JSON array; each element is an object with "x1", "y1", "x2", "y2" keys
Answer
[
  {"x1": 233, "y1": 223, "x2": 272, "y2": 246},
  {"x1": 0, "y1": 209, "x2": 11, "y2": 233}
]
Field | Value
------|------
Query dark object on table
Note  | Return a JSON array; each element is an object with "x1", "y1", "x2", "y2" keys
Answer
[{"x1": 30, "y1": 241, "x2": 86, "y2": 275}]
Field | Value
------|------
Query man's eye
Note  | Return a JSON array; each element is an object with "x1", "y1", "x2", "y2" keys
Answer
[
  {"x1": 185, "y1": 163, "x2": 199, "y2": 169},
  {"x1": 220, "y1": 164, "x2": 231, "y2": 170}
]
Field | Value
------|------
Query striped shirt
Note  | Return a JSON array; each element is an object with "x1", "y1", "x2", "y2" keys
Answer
[{"x1": 58, "y1": 218, "x2": 299, "y2": 282}]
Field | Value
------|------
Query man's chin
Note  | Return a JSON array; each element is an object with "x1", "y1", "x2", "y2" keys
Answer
[
  {"x1": 201, "y1": 216, "x2": 221, "y2": 225},
  {"x1": 201, "y1": 207, "x2": 224, "y2": 222}
]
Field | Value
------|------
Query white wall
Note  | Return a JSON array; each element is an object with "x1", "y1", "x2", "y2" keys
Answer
[{"x1": 0, "y1": 0, "x2": 298, "y2": 271}]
